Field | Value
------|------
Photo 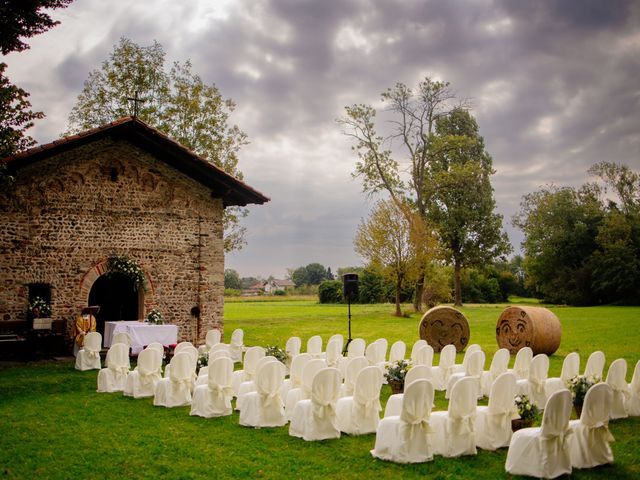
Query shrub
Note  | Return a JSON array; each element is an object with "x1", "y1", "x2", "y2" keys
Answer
[
  {"x1": 224, "y1": 288, "x2": 242, "y2": 296},
  {"x1": 273, "y1": 289, "x2": 287, "y2": 296},
  {"x1": 318, "y1": 280, "x2": 344, "y2": 304}
]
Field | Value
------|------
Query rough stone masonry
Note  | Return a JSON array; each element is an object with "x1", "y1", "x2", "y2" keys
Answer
[{"x1": 0, "y1": 118, "x2": 268, "y2": 348}]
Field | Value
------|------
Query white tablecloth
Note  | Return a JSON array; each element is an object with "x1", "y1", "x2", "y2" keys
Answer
[{"x1": 104, "y1": 321, "x2": 178, "y2": 355}]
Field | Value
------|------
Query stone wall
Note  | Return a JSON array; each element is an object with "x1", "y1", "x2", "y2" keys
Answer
[{"x1": 0, "y1": 137, "x2": 226, "y2": 347}]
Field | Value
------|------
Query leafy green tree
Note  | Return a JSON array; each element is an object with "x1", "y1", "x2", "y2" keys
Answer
[
  {"x1": 514, "y1": 185, "x2": 604, "y2": 305},
  {"x1": 357, "y1": 267, "x2": 386, "y2": 304},
  {"x1": 354, "y1": 199, "x2": 434, "y2": 316},
  {"x1": 0, "y1": 64, "x2": 43, "y2": 157},
  {"x1": 66, "y1": 37, "x2": 248, "y2": 252},
  {"x1": 0, "y1": 0, "x2": 73, "y2": 55},
  {"x1": 0, "y1": 0, "x2": 72, "y2": 158},
  {"x1": 427, "y1": 108, "x2": 511, "y2": 306},
  {"x1": 224, "y1": 268, "x2": 242, "y2": 290},
  {"x1": 288, "y1": 263, "x2": 332, "y2": 287}
]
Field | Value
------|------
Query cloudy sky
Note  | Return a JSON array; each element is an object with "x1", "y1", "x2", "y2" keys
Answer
[{"x1": 4, "y1": 0, "x2": 639, "y2": 279}]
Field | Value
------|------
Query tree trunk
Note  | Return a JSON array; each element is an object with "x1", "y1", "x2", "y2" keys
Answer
[
  {"x1": 413, "y1": 271, "x2": 425, "y2": 313},
  {"x1": 395, "y1": 279, "x2": 402, "y2": 317},
  {"x1": 454, "y1": 260, "x2": 463, "y2": 306}
]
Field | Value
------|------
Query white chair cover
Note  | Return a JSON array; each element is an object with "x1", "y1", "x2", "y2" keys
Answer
[
  {"x1": 281, "y1": 353, "x2": 312, "y2": 400},
  {"x1": 412, "y1": 344, "x2": 434, "y2": 368},
  {"x1": 365, "y1": 342, "x2": 378, "y2": 366},
  {"x1": 432, "y1": 344, "x2": 456, "y2": 390},
  {"x1": 584, "y1": 350, "x2": 605, "y2": 378},
  {"x1": 627, "y1": 359, "x2": 640, "y2": 416},
  {"x1": 347, "y1": 338, "x2": 366, "y2": 358},
  {"x1": 507, "y1": 346, "x2": 533, "y2": 380},
  {"x1": 285, "y1": 336, "x2": 302, "y2": 369},
  {"x1": 475, "y1": 372, "x2": 518, "y2": 450},
  {"x1": 383, "y1": 364, "x2": 434, "y2": 418},
  {"x1": 516, "y1": 353, "x2": 549, "y2": 409},
  {"x1": 123, "y1": 347, "x2": 162, "y2": 398},
  {"x1": 240, "y1": 360, "x2": 287, "y2": 427},
  {"x1": 374, "y1": 338, "x2": 388, "y2": 365},
  {"x1": 190, "y1": 356, "x2": 234, "y2": 418},
  {"x1": 236, "y1": 356, "x2": 278, "y2": 411},
  {"x1": 410, "y1": 340, "x2": 428, "y2": 363},
  {"x1": 325, "y1": 339, "x2": 343, "y2": 369},
  {"x1": 228, "y1": 329, "x2": 244, "y2": 363},
  {"x1": 546, "y1": 351, "x2": 580, "y2": 397},
  {"x1": 231, "y1": 346, "x2": 266, "y2": 396},
  {"x1": 289, "y1": 367, "x2": 342, "y2": 441},
  {"x1": 339, "y1": 356, "x2": 368, "y2": 398},
  {"x1": 605, "y1": 358, "x2": 628, "y2": 419},
  {"x1": 164, "y1": 342, "x2": 196, "y2": 378},
  {"x1": 198, "y1": 329, "x2": 221, "y2": 355},
  {"x1": 153, "y1": 352, "x2": 195, "y2": 407},
  {"x1": 388, "y1": 341, "x2": 406, "y2": 364},
  {"x1": 371, "y1": 379, "x2": 435, "y2": 463},
  {"x1": 112, "y1": 332, "x2": 131, "y2": 347},
  {"x1": 336, "y1": 366, "x2": 383, "y2": 434},
  {"x1": 97, "y1": 343, "x2": 130, "y2": 392},
  {"x1": 306, "y1": 335, "x2": 323, "y2": 358},
  {"x1": 568, "y1": 382, "x2": 614, "y2": 468},
  {"x1": 452, "y1": 343, "x2": 482, "y2": 374},
  {"x1": 285, "y1": 358, "x2": 327, "y2": 420},
  {"x1": 75, "y1": 331, "x2": 102, "y2": 371},
  {"x1": 505, "y1": 389, "x2": 573, "y2": 479},
  {"x1": 446, "y1": 350, "x2": 485, "y2": 399},
  {"x1": 480, "y1": 348, "x2": 510, "y2": 397},
  {"x1": 430, "y1": 376, "x2": 478, "y2": 457},
  {"x1": 146, "y1": 342, "x2": 165, "y2": 356},
  {"x1": 328, "y1": 334, "x2": 344, "y2": 353}
]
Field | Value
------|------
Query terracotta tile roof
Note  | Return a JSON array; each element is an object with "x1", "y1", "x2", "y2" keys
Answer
[{"x1": 2, "y1": 117, "x2": 269, "y2": 207}]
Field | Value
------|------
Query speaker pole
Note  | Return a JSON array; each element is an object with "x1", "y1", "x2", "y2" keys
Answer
[{"x1": 342, "y1": 273, "x2": 358, "y2": 355}]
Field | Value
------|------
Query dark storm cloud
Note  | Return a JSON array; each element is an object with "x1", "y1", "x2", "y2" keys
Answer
[{"x1": 8, "y1": 0, "x2": 639, "y2": 275}]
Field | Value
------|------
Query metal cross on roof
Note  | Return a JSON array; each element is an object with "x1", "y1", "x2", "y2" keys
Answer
[{"x1": 126, "y1": 91, "x2": 147, "y2": 117}]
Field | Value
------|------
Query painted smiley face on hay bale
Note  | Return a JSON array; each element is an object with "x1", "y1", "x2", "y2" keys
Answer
[
  {"x1": 418, "y1": 306, "x2": 470, "y2": 353},
  {"x1": 496, "y1": 306, "x2": 561, "y2": 355}
]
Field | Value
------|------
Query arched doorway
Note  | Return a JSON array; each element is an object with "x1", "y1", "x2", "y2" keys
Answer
[{"x1": 88, "y1": 272, "x2": 142, "y2": 335}]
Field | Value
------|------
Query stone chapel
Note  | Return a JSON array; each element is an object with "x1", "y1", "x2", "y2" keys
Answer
[{"x1": 0, "y1": 117, "x2": 269, "y2": 348}]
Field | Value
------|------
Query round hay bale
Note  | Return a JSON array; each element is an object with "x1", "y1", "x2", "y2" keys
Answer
[
  {"x1": 418, "y1": 306, "x2": 470, "y2": 353},
  {"x1": 496, "y1": 306, "x2": 561, "y2": 355}
]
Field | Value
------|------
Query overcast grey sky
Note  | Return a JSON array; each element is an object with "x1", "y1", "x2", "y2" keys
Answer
[{"x1": 4, "y1": 0, "x2": 639, "y2": 278}]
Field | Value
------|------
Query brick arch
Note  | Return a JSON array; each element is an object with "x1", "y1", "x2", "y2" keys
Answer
[{"x1": 77, "y1": 258, "x2": 155, "y2": 313}]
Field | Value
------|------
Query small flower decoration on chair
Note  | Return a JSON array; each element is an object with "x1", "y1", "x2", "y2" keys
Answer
[
  {"x1": 146, "y1": 309, "x2": 164, "y2": 325},
  {"x1": 29, "y1": 296, "x2": 51, "y2": 318},
  {"x1": 384, "y1": 359, "x2": 411, "y2": 394},
  {"x1": 567, "y1": 374, "x2": 600, "y2": 415},
  {"x1": 265, "y1": 345, "x2": 289, "y2": 365},
  {"x1": 513, "y1": 394, "x2": 539, "y2": 430},
  {"x1": 197, "y1": 353, "x2": 208, "y2": 370},
  {"x1": 106, "y1": 254, "x2": 146, "y2": 291}
]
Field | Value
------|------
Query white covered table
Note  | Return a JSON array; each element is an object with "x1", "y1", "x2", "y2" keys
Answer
[{"x1": 104, "y1": 321, "x2": 178, "y2": 355}]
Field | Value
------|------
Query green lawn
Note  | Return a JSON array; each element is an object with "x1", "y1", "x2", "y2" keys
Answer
[{"x1": 1, "y1": 298, "x2": 639, "y2": 479}]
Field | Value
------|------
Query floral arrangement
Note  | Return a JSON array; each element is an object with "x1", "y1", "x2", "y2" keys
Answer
[
  {"x1": 29, "y1": 296, "x2": 51, "y2": 318},
  {"x1": 384, "y1": 359, "x2": 412, "y2": 387},
  {"x1": 514, "y1": 394, "x2": 539, "y2": 423},
  {"x1": 106, "y1": 254, "x2": 146, "y2": 291},
  {"x1": 146, "y1": 309, "x2": 164, "y2": 325},
  {"x1": 567, "y1": 374, "x2": 600, "y2": 406},
  {"x1": 265, "y1": 345, "x2": 289, "y2": 364},
  {"x1": 197, "y1": 354, "x2": 208, "y2": 370}
]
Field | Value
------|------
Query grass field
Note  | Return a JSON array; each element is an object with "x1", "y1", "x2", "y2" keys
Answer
[{"x1": 1, "y1": 298, "x2": 639, "y2": 479}]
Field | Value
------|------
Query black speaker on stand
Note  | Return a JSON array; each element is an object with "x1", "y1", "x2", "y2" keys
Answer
[{"x1": 342, "y1": 273, "x2": 359, "y2": 355}]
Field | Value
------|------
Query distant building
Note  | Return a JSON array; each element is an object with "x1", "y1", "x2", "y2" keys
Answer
[
  {"x1": 0, "y1": 117, "x2": 269, "y2": 347},
  {"x1": 263, "y1": 279, "x2": 295, "y2": 294}
]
